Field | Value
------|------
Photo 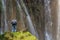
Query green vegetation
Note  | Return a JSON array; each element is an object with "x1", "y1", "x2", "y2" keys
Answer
[{"x1": 0, "y1": 31, "x2": 37, "y2": 40}]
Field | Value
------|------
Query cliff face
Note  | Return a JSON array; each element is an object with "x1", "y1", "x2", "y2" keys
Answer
[
  {"x1": 51, "y1": 0, "x2": 57, "y2": 40},
  {"x1": 0, "y1": 0, "x2": 45, "y2": 40},
  {"x1": 23, "y1": 0, "x2": 44, "y2": 40},
  {"x1": 24, "y1": 0, "x2": 58, "y2": 40},
  {"x1": 0, "y1": 0, "x2": 58, "y2": 40},
  {"x1": 5, "y1": 0, "x2": 26, "y2": 31}
]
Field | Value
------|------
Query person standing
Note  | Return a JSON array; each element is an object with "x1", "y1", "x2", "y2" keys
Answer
[{"x1": 11, "y1": 19, "x2": 17, "y2": 32}]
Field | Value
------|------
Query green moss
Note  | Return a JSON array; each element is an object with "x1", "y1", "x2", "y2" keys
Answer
[{"x1": 0, "y1": 31, "x2": 38, "y2": 40}]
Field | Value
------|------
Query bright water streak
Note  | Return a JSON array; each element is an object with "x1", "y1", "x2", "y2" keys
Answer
[
  {"x1": 44, "y1": 0, "x2": 52, "y2": 40},
  {"x1": 16, "y1": 0, "x2": 25, "y2": 29},
  {"x1": 15, "y1": 0, "x2": 39, "y2": 39},
  {"x1": 2, "y1": 0, "x2": 8, "y2": 32},
  {"x1": 0, "y1": 28, "x2": 3, "y2": 34}
]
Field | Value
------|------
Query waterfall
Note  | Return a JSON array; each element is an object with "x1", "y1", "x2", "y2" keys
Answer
[
  {"x1": 15, "y1": 0, "x2": 39, "y2": 39},
  {"x1": 44, "y1": 0, "x2": 52, "y2": 40},
  {"x1": 16, "y1": 0, "x2": 25, "y2": 29},
  {"x1": 2, "y1": 0, "x2": 8, "y2": 32},
  {"x1": 0, "y1": 28, "x2": 1, "y2": 34}
]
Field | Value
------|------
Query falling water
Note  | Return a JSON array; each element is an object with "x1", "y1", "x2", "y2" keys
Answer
[
  {"x1": 1, "y1": 8, "x2": 4, "y2": 34},
  {"x1": 0, "y1": 27, "x2": 1, "y2": 34},
  {"x1": 15, "y1": 0, "x2": 39, "y2": 39},
  {"x1": 0, "y1": 27, "x2": 3, "y2": 34},
  {"x1": 2, "y1": 0, "x2": 8, "y2": 32},
  {"x1": 44, "y1": 0, "x2": 52, "y2": 40},
  {"x1": 16, "y1": 0, "x2": 25, "y2": 29}
]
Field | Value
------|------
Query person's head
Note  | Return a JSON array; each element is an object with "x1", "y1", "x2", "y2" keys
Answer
[{"x1": 11, "y1": 19, "x2": 17, "y2": 26}]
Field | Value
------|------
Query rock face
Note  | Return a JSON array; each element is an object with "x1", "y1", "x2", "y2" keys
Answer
[
  {"x1": 0, "y1": 0, "x2": 58, "y2": 40},
  {"x1": 23, "y1": 0, "x2": 58, "y2": 40},
  {"x1": 57, "y1": 0, "x2": 60, "y2": 40},
  {"x1": 50, "y1": 0, "x2": 58, "y2": 40},
  {"x1": 23, "y1": 0, "x2": 45, "y2": 40}
]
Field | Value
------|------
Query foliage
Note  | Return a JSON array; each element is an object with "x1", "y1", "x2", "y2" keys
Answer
[{"x1": 0, "y1": 31, "x2": 38, "y2": 40}]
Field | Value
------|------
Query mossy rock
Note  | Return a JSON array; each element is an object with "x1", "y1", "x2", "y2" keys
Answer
[{"x1": 0, "y1": 31, "x2": 38, "y2": 40}]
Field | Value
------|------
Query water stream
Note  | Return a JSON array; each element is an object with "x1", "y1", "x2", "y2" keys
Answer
[
  {"x1": 44, "y1": 0, "x2": 52, "y2": 40},
  {"x1": 0, "y1": 0, "x2": 54, "y2": 40},
  {"x1": 15, "y1": 0, "x2": 39, "y2": 39},
  {"x1": 16, "y1": 0, "x2": 25, "y2": 29},
  {"x1": 2, "y1": 0, "x2": 8, "y2": 32}
]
